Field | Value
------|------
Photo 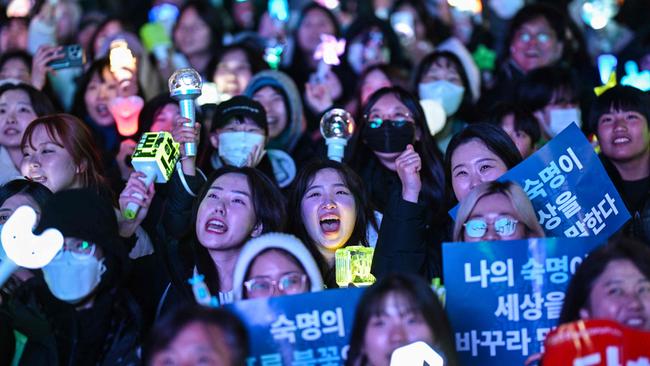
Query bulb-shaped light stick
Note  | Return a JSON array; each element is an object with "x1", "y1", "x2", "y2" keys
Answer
[
  {"x1": 320, "y1": 108, "x2": 355, "y2": 162},
  {"x1": 169, "y1": 68, "x2": 202, "y2": 156}
]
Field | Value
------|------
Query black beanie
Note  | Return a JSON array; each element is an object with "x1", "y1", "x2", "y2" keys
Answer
[{"x1": 35, "y1": 188, "x2": 128, "y2": 282}]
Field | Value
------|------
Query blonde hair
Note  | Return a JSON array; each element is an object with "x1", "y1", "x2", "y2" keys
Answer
[{"x1": 452, "y1": 181, "x2": 545, "y2": 241}]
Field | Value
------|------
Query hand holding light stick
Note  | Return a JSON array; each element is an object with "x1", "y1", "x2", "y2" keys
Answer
[
  {"x1": 169, "y1": 68, "x2": 202, "y2": 157},
  {"x1": 124, "y1": 132, "x2": 180, "y2": 219}
]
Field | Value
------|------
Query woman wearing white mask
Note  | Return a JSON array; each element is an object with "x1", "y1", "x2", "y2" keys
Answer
[
  {"x1": 414, "y1": 51, "x2": 474, "y2": 153},
  {"x1": 4, "y1": 188, "x2": 141, "y2": 365}
]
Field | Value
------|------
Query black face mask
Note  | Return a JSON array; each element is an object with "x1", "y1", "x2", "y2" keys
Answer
[{"x1": 362, "y1": 120, "x2": 415, "y2": 153}]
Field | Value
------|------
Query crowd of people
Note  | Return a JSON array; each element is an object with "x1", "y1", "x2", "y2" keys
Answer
[{"x1": 0, "y1": 0, "x2": 649, "y2": 365}]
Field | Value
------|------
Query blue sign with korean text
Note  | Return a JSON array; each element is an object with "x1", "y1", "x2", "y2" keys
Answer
[
  {"x1": 226, "y1": 288, "x2": 365, "y2": 366},
  {"x1": 443, "y1": 237, "x2": 603, "y2": 366},
  {"x1": 449, "y1": 123, "x2": 630, "y2": 238}
]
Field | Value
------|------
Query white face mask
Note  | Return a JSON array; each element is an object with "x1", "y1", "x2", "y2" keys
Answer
[
  {"x1": 418, "y1": 80, "x2": 465, "y2": 117},
  {"x1": 489, "y1": 0, "x2": 525, "y2": 19},
  {"x1": 42, "y1": 251, "x2": 106, "y2": 303},
  {"x1": 218, "y1": 131, "x2": 266, "y2": 168},
  {"x1": 548, "y1": 108, "x2": 582, "y2": 137}
]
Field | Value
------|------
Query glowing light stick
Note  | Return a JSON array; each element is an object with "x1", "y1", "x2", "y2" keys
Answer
[
  {"x1": 6, "y1": 0, "x2": 32, "y2": 17},
  {"x1": 598, "y1": 54, "x2": 617, "y2": 85},
  {"x1": 124, "y1": 132, "x2": 180, "y2": 219},
  {"x1": 320, "y1": 108, "x2": 355, "y2": 162},
  {"x1": 148, "y1": 3, "x2": 179, "y2": 36},
  {"x1": 0, "y1": 206, "x2": 63, "y2": 287},
  {"x1": 169, "y1": 68, "x2": 202, "y2": 157},
  {"x1": 447, "y1": 0, "x2": 482, "y2": 14},
  {"x1": 390, "y1": 342, "x2": 444, "y2": 366},
  {"x1": 621, "y1": 61, "x2": 650, "y2": 92},
  {"x1": 581, "y1": 0, "x2": 618, "y2": 30},
  {"x1": 140, "y1": 22, "x2": 172, "y2": 68},
  {"x1": 313, "y1": 34, "x2": 345, "y2": 83},
  {"x1": 109, "y1": 95, "x2": 144, "y2": 137},
  {"x1": 268, "y1": 0, "x2": 289, "y2": 22},
  {"x1": 109, "y1": 39, "x2": 137, "y2": 83},
  {"x1": 188, "y1": 273, "x2": 219, "y2": 307},
  {"x1": 335, "y1": 245, "x2": 375, "y2": 288},
  {"x1": 315, "y1": 0, "x2": 339, "y2": 10}
]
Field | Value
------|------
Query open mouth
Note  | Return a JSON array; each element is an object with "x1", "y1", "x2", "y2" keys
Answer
[
  {"x1": 29, "y1": 175, "x2": 47, "y2": 184},
  {"x1": 95, "y1": 104, "x2": 111, "y2": 118},
  {"x1": 613, "y1": 137, "x2": 631, "y2": 145},
  {"x1": 319, "y1": 214, "x2": 340, "y2": 233},
  {"x1": 206, "y1": 218, "x2": 228, "y2": 234}
]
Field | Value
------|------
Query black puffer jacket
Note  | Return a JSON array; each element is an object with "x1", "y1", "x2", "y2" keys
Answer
[{"x1": 2, "y1": 279, "x2": 141, "y2": 366}]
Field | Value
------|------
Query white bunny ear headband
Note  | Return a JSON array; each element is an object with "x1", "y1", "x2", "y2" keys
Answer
[{"x1": 0, "y1": 206, "x2": 64, "y2": 287}]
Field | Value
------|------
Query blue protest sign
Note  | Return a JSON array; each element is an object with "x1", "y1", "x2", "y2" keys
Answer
[
  {"x1": 443, "y1": 237, "x2": 603, "y2": 365},
  {"x1": 449, "y1": 124, "x2": 630, "y2": 238},
  {"x1": 226, "y1": 288, "x2": 365, "y2": 366}
]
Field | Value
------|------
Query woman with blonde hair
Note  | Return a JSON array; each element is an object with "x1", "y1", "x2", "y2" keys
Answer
[{"x1": 453, "y1": 180, "x2": 545, "y2": 242}]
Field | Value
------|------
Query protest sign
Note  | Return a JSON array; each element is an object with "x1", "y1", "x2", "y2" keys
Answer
[
  {"x1": 443, "y1": 237, "x2": 603, "y2": 365},
  {"x1": 542, "y1": 319, "x2": 650, "y2": 365},
  {"x1": 227, "y1": 287, "x2": 364, "y2": 366},
  {"x1": 449, "y1": 124, "x2": 630, "y2": 239}
]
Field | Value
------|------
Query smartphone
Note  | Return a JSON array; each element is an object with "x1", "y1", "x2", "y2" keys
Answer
[{"x1": 47, "y1": 44, "x2": 85, "y2": 70}]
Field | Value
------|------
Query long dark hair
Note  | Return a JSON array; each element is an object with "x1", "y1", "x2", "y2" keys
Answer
[
  {"x1": 191, "y1": 166, "x2": 286, "y2": 294},
  {"x1": 144, "y1": 305, "x2": 248, "y2": 366},
  {"x1": 444, "y1": 122, "x2": 522, "y2": 204},
  {"x1": 0, "y1": 82, "x2": 56, "y2": 117},
  {"x1": 359, "y1": 86, "x2": 446, "y2": 210},
  {"x1": 559, "y1": 236, "x2": 650, "y2": 325},
  {"x1": 287, "y1": 160, "x2": 378, "y2": 285},
  {"x1": 346, "y1": 273, "x2": 459, "y2": 366},
  {"x1": 173, "y1": 0, "x2": 223, "y2": 55}
]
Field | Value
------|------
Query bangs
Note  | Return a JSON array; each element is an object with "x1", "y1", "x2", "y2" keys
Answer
[
  {"x1": 589, "y1": 86, "x2": 650, "y2": 131},
  {"x1": 366, "y1": 289, "x2": 420, "y2": 318}
]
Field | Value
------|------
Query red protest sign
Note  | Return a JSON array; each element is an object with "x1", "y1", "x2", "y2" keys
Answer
[{"x1": 542, "y1": 319, "x2": 650, "y2": 365}]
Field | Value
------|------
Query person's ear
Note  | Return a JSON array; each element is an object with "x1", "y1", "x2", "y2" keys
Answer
[
  {"x1": 579, "y1": 307, "x2": 591, "y2": 320},
  {"x1": 76, "y1": 159, "x2": 88, "y2": 174},
  {"x1": 251, "y1": 222, "x2": 263, "y2": 238},
  {"x1": 210, "y1": 132, "x2": 219, "y2": 149}
]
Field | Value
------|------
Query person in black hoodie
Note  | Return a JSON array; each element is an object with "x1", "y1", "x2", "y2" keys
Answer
[{"x1": 3, "y1": 188, "x2": 141, "y2": 365}]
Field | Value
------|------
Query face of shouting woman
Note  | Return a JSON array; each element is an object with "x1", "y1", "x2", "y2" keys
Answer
[
  {"x1": 300, "y1": 168, "x2": 356, "y2": 258},
  {"x1": 195, "y1": 173, "x2": 262, "y2": 252}
]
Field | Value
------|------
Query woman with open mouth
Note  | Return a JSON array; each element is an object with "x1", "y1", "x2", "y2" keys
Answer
[
  {"x1": 288, "y1": 160, "x2": 377, "y2": 287},
  {"x1": 150, "y1": 166, "x2": 286, "y2": 313}
]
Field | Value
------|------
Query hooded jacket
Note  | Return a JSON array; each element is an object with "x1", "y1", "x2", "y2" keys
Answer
[
  {"x1": 232, "y1": 233, "x2": 324, "y2": 301},
  {"x1": 244, "y1": 71, "x2": 305, "y2": 153}
]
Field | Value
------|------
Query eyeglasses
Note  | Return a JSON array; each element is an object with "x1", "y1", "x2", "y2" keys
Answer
[
  {"x1": 243, "y1": 272, "x2": 307, "y2": 297},
  {"x1": 54, "y1": 240, "x2": 96, "y2": 260},
  {"x1": 365, "y1": 112, "x2": 414, "y2": 129},
  {"x1": 463, "y1": 216, "x2": 519, "y2": 238},
  {"x1": 516, "y1": 31, "x2": 553, "y2": 44}
]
